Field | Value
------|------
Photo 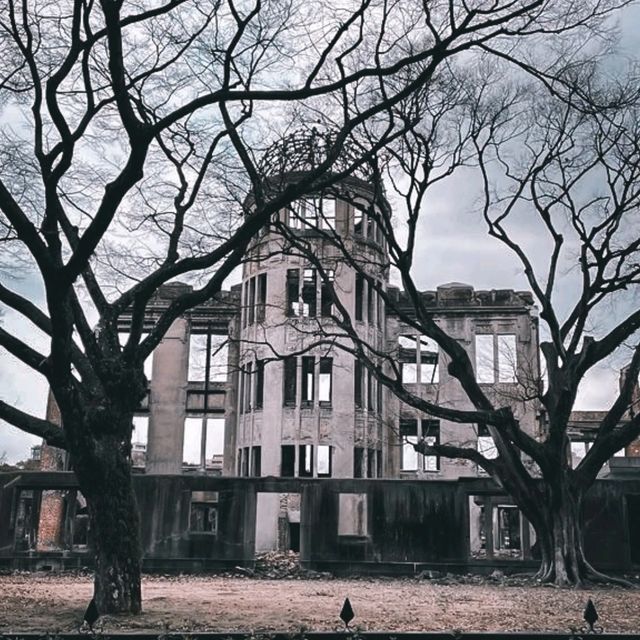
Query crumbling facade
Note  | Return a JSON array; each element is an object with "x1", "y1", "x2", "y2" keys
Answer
[{"x1": 2, "y1": 133, "x2": 638, "y2": 571}]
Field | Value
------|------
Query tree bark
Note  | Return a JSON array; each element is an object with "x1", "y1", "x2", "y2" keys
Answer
[
  {"x1": 72, "y1": 428, "x2": 142, "y2": 614},
  {"x1": 532, "y1": 477, "x2": 592, "y2": 586}
]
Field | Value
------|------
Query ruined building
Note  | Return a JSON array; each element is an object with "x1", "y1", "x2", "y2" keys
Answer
[{"x1": 1, "y1": 132, "x2": 638, "y2": 573}]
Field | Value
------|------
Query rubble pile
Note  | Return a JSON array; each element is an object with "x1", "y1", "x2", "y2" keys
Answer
[{"x1": 235, "y1": 551, "x2": 333, "y2": 580}]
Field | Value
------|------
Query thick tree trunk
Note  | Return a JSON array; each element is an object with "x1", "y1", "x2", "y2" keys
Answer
[
  {"x1": 531, "y1": 477, "x2": 604, "y2": 586},
  {"x1": 73, "y1": 430, "x2": 142, "y2": 614}
]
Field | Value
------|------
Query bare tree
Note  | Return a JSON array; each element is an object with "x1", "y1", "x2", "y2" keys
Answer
[
  {"x1": 271, "y1": 61, "x2": 640, "y2": 585},
  {"x1": 0, "y1": 0, "x2": 631, "y2": 613}
]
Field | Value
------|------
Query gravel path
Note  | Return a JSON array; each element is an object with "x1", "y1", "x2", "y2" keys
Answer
[{"x1": 0, "y1": 573, "x2": 638, "y2": 633}]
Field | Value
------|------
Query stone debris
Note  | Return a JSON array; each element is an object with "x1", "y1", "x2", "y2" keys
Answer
[{"x1": 248, "y1": 551, "x2": 333, "y2": 580}]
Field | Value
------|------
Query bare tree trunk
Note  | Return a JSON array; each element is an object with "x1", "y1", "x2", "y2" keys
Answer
[
  {"x1": 73, "y1": 427, "x2": 142, "y2": 614},
  {"x1": 531, "y1": 477, "x2": 598, "y2": 586}
]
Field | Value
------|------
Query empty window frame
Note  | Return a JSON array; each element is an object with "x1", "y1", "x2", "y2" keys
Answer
[
  {"x1": 189, "y1": 491, "x2": 218, "y2": 534},
  {"x1": 366, "y1": 449, "x2": 375, "y2": 478},
  {"x1": 281, "y1": 445, "x2": 295, "y2": 477},
  {"x1": 319, "y1": 198, "x2": 336, "y2": 230},
  {"x1": 283, "y1": 357, "x2": 297, "y2": 406},
  {"x1": 399, "y1": 335, "x2": 418, "y2": 383},
  {"x1": 243, "y1": 362, "x2": 253, "y2": 412},
  {"x1": 301, "y1": 269, "x2": 317, "y2": 317},
  {"x1": 183, "y1": 417, "x2": 225, "y2": 468},
  {"x1": 256, "y1": 273, "x2": 267, "y2": 322},
  {"x1": 354, "y1": 360, "x2": 364, "y2": 408},
  {"x1": 288, "y1": 199, "x2": 317, "y2": 229},
  {"x1": 319, "y1": 357, "x2": 332, "y2": 404},
  {"x1": 366, "y1": 207, "x2": 375, "y2": 240},
  {"x1": 367, "y1": 280, "x2": 375, "y2": 324},
  {"x1": 299, "y1": 444, "x2": 314, "y2": 477},
  {"x1": 238, "y1": 366, "x2": 244, "y2": 415},
  {"x1": 475, "y1": 334, "x2": 495, "y2": 383},
  {"x1": 131, "y1": 416, "x2": 148, "y2": 467},
  {"x1": 476, "y1": 333, "x2": 518, "y2": 383},
  {"x1": 317, "y1": 444, "x2": 332, "y2": 477},
  {"x1": 477, "y1": 423, "x2": 498, "y2": 460},
  {"x1": 400, "y1": 418, "x2": 419, "y2": 471},
  {"x1": 320, "y1": 269, "x2": 335, "y2": 317},
  {"x1": 421, "y1": 420, "x2": 440, "y2": 471},
  {"x1": 355, "y1": 274, "x2": 364, "y2": 321},
  {"x1": 570, "y1": 440, "x2": 590, "y2": 468},
  {"x1": 301, "y1": 356, "x2": 315, "y2": 404},
  {"x1": 131, "y1": 416, "x2": 148, "y2": 447},
  {"x1": 354, "y1": 447, "x2": 364, "y2": 478},
  {"x1": 286, "y1": 269, "x2": 300, "y2": 317},
  {"x1": 419, "y1": 336, "x2": 439, "y2": 383},
  {"x1": 493, "y1": 505, "x2": 521, "y2": 553},
  {"x1": 353, "y1": 204, "x2": 364, "y2": 236},
  {"x1": 248, "y1": 277, "x2": 256, "y2": 325},
  {"x1": 188, "y1": 334, "x2": 228, "y2": 382},
  {"x1": 251, "y1": 446, "x2": 262, "y2": 476},
  {"x1": 367, "y1": 370, "x2": 375, "y2": 411},
  {"x1": 497, "y1": 334, "x2": 517, "y2": 383},
  {"x1": 400, "y1": 335, "x2": 438, "y2": 384},
  {"x1": 254, "y1": 360, "x2": 264, "y2": 410},
  {"x1": 242, "y1": 281, "x2": 249, "y2": 328},
  {"x1": 376, "y1": 284, "x2": 383, "y2": 325},
  {"x1": 241, "y1": 446, "x2": 250, "y2": 476},
  {"x1": 400, "y1": 418, "x2": 439, "y2": 471}
]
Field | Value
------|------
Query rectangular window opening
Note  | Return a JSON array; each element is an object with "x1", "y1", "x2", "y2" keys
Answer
[
  {"x1": 354, "y1": 360, "x2": 363, "y2": 409},
  {"x1": 354, "y1": 205, "x2": 363, "y2": 236},
  {"x1": 281, "y1": 445, "x2": 295, "y2": 477},
  {"x1": 400, "y1": 418, "x2": 419, "y2": 471},
  {"x1": 367, "y1": 280, "x2": 375, "y2": 324},
  {"x1": 476, "y1": 334, "x2": 495, "y2": 383},
  {"x1": 422, "y1": 419, "x2": 440, "y2": 471},
  {"x1": 248, "y1": 277, "x2": 256, "y2": 325},
  {"x1": 319, "y1": 357, "x2": 332, "y2": 405},
  {"x1": 354, "y1": 447, "x2": 364, "y2": 478},
  {"x1": 254, "y1": 360, "x2": 264, "y2": 410},
  {"x1": 188, "y1": 333, "x2": 228, "y2": 382},
  {"x1": 286, "y1": 269, "x2": 300, "y2": 317},
  {"x1": 251, "y1": 446, "x2": 261, "y2": 476},
  {"x1": 256, "y1": 273, "x2": 267, "y2": 323},
  {"x1": 355, "y1": 274, "x2": 364, "y2": 321},
  {"x1": 298, "y1": 444, "x2": 313, "y2": 477},
  {"x1": 317, "y1": 444, "x2": 332, "y2": 477},
  {"x1": 131, "y1": 416, "x2": 148, "y2": 468},
  {"x1": 320, "y1": 269, "x2": 335, "y2": 317},
  {"x1": 419, "y1": 335, "x2": 439, "y2": 383},
  {"x1": 301, "y1": 268, "x2": 317, "y2": 317},
  {"x1": 497, "y1": 334, "x2": 517, "y2": 383},
  {"x1": 320, "y1": 198, "x2": 336, "y2": 230},
  {"x1": 283, "y1": 357, "x2": 297, "y2": 406},
  {"x1": 301, "y1": 356, "x2": 315, "y2": 404},
  {"x1": 243, "y1": 362, "x2": 253, "y2": 413},
  {"x1": 189, "y1": 491, "x2": 218, "y2": 534}
]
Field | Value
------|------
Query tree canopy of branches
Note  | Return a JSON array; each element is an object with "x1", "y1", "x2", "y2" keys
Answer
[
  {"x1": 0, "y1": 0, "x2": 632, "y2": 612},
  {"x1": 271, "y1": 58, "x2": 640, "y2": 586}
]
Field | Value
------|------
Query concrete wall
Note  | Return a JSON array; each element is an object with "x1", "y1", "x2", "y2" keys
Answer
[{"x1": 4, "y1": 473, "x2": 640, "y2": 575}]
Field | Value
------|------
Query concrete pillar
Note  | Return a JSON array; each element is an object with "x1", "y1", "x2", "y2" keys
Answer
[
  {"x1": 147, "y1": 317, "x2": 189, "y2": 474},
  {"x1": 223, "y1": 317, "x2": 240, "y2": 475}
]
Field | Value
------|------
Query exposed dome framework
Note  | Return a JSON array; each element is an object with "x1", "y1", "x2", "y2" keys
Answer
[{"x1": 259, "y1": 127, "x2": 373, "y2": 183}]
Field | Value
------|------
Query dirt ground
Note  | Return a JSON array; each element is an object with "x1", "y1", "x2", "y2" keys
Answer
[{"x1": 1, "y1": 573, "x2": 640, "y2": 634}]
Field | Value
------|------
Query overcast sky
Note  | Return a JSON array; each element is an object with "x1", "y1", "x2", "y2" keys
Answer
[{"x1": 1, "y1": 4, "x2": 639, "y2": 463}]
